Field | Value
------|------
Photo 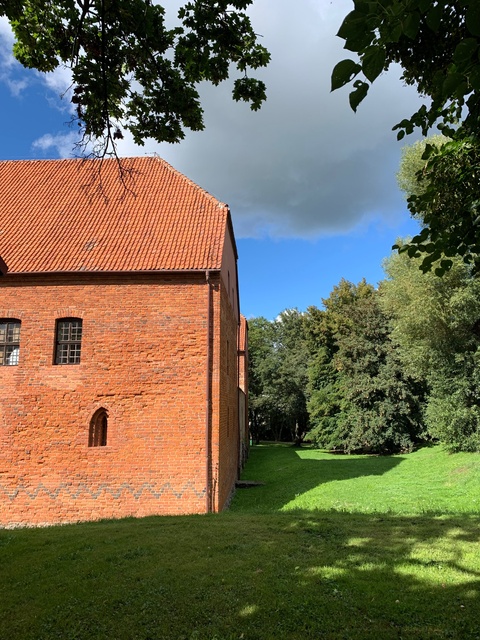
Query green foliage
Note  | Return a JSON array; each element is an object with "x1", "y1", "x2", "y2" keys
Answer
[
  {"x1": 396, "y1": 134, "x2": 449, "y2": 199},
  {"x1": 333, "y1": 0, "x2": 480, "y2": 142},
  {"x1": 247, "y1": 316, "x2": 278, "y2": 443},
  {"x1": 3, "y1": 0, "x2": 270, "y2": 155},
  {"x1": 334, "y1": 292, "x2": 424, "y2": 454},
  {"x1": 247, "y1": 311, "x2": 309, "y2": 443},
  {"x1": 426, "y1": 370, "x2": 480, "y2": 452},
  {"x1": 305, "y1": 279, "x2": 423, "y2": 454},
  {"x1": 394, "y1": 137, "x2": 480, "y2": 275},
  {"x1": 304, "y1": 279, "x2": 376, "y2": 450},
  {"x1": 253, "y1": 261, "x2": 480, "y2": 454},
  {"x1": 382, "y1": 250, "x2": 480, "y2": 451},
  {"x1": 334, "y1": 1, "x2": 480, "y2": 274}
]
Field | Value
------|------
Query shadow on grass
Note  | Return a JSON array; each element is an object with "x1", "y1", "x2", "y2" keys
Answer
[
  {"x1": 1, "y1": 510, "x2": 480, "y2": 639},
  {"x1": 234, "y1": 444, "x2": 404, "y2": 512}
]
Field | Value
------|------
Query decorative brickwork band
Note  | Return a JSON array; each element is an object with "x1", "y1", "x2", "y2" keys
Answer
[{"x1": 0, "y1": 481, "x2": 206, "y2": 501}]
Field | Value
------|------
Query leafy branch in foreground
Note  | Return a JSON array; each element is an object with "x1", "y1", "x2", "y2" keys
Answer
[
  {"x1": 332, "y1": 0, "x2": 480, "y2": 141},
  {"x1": 332, "y1": 1, "x2": 480, "y2": 275},
  {"x1": 4, "y1": 0, "x2": 270, "y2": 157}
]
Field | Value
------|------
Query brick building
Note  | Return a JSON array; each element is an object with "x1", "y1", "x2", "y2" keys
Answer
[{"x1": 0, "y1": 156, "x2": 248, "y2": 527}]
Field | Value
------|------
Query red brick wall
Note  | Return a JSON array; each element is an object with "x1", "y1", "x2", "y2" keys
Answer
[
  {"x1": 0, "y1": 271, "x2": 238, "y2": 527},
  {"x1": 238, "y1": 316, "x2": 249, "y2": 468},
  {"x1": 211, "y1": 280, "x2": 240, "y2": 511}
]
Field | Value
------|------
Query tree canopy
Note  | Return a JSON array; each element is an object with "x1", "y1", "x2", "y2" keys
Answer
[
  {"x1": 247, "y1": 312, "x2": 309, "y2": 445},
  {"x1": 248, "y1": 263, "x2": 480, "y2": 453},
  {"x1": 383, "y1": 250, "x2": 480, "y2": 451},
  {"x1": 2, "y1": 0, "x2": 270, "y2": 156},
  {"x1": 393, "y1": 136, "x2": 480, "y2": 276},
  {"x1": 305, "y1": 279, "x2": 423, "y2": 454}
]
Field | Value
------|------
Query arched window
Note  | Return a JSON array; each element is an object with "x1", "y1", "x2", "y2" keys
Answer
[
  {"x1": 55, "y1": 318, "x2": 82, "y2": 364},
  {"x1": 89, "y1": 408, "x2": 108, "y2": 447},
  {"x1": 0, "y1": 319, "x2": 21, "y2": 366}
]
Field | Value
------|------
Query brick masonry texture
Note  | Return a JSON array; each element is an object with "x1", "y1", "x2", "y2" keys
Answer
[
  {"x1": 0, "y1": 272, "x2": 241, "y2": 526},
  {"x1": 0, "y1": 157, "x2": 247, "y2": 528}
]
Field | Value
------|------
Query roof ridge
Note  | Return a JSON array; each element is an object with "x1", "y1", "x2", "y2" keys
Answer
[
  {"x1": 0, "y1": 156, "x2": 229, "y2": 210},
  {"x1": 147, "y1": 155, "x2": 228, "y2": 211}
]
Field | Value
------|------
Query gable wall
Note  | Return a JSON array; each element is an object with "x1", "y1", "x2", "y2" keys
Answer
[{"x1": 0, "y1": 273, "x2": 211, "y2": 527}]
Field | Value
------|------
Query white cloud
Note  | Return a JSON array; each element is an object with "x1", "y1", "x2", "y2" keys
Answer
[
  {"x1": 0, "y1": 17, "x2": 30, "y2": 95},
  {"x1": 0, "y1": 16, "x2": 73, "y2": 107},
  {"x1": 42, "y1": 66, "x2": 74, "y2": 108},
  {"x1": 32, "y1": 132, "x2": 80, "y2": 158},
  {"x1": 117, "y1": 0, "x2": 424, "y2": 239}
]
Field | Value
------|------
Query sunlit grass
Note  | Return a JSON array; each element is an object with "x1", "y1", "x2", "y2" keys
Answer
[
  {"x1": 230, "y1": 444, "x2": 480, "y2": 515},
  {"x1": 1, "y1": 444, "x2": 480, "y2": 639}
]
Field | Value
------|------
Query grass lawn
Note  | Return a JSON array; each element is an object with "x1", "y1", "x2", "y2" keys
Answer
[{"x1": 1, "y1": 445, "x2": 480, "y2": 639}]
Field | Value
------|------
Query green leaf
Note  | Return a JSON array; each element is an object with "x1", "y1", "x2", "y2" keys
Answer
[
  {"x1": 407, "y1": 245, "x2": 418, "y2": 258},
  {"x1": 390, "y1": 22, "x2": 403, "y2": 43},
  {"x1": 331, "y1": 59, "x2": 362, "y2": 91},
  {"x1": 403, "y1": 11, "x2": 421, "y2": 39},
  {"x1": 349, "y1": 80, "x2": 369, "y2": 111},
  {"x1": 453, "y1": 38, "x2": 478, "y2": 65},
  {"x1": 337, "y1": 10, "x2": 366, "y2": 42},
  {"x1": 426, "y1": 5, "x2": 442, "y2": 32},
  {"x1": 344, "y1": 30, "x2": 377, "y2": 53},
  {"x1": 443, "y1": 72, "x2": 467, "y2": 96},
  {"x1": 421, "y1": 143, "x2": 435, "y2": 160},
  {"x1": 466, "y1": 3, "x2": 480, "y2": 36},
  {"x1": 362, "y1": 46, "x2": 386, "y2": 83},
  {"x1": 469, "y1": 67, "x2": 480, "y2": 90},
  {"x1": 418, "y1": 227, "x2": 431, "y2": 242}
]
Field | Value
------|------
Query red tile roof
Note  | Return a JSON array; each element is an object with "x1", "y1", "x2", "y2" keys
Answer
[{"x1": 0, "y1": 156, "x2": 230, "y2": 273}]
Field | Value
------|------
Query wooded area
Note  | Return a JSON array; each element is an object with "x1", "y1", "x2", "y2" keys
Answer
[{"x1": 249, "y1": 252, "x2": 480, "y2": 453}]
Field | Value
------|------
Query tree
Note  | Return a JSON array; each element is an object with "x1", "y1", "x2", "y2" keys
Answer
[
  {"x1": 305, "y1": 278, "x2": 424, "y2": 453},
  {"x1": 303, "y1": 306, "x2": 343, "y2": 450},
  {"x1": 391, "y1": 129, "x2": 480, "y2": 278},
  {"x1": 274, "y1": 309, "x2": 309, "y2": 446},
  {"x1": 247, "y1": 316, "x2": 278, "y2": 443},
  {"x1": 304, "y1": 280, "x2": 374, "y2": 450},
  {"x1": 332, "y1": 1, "x2": 480, "y2": 275},
  {"x1": 3, "y1": 0, "x2": 270, "y2": 157},
  {"x1": 334, "y1": 291, "x2": 424, "y2": 454},
  {"x1": 382, "y1": 249, "x2": 480, "y2": 452},
  {"x1": 247, "y1": 311, "x2": 309, "y2": 444},
  {"x1": 396, "y1": 134, "x2": 449, "y2": 198}
]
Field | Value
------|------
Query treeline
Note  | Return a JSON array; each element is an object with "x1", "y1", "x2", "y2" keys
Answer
[{"x1": 248, "y1": 251, "x2": 480, "y2": 454}]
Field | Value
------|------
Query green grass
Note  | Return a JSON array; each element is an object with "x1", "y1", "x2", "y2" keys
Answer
[
  {"x1": 230, "y1": 443, "x2": 480, "y2": 515},
  {"x1": 1, "y1": 445, "x2": 480, "y2": 639}
]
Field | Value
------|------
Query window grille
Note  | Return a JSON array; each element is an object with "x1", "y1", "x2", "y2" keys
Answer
[
  {"x1": 55, "y1": 318, "x2": 82, "y2": 364},
  {"x1": 0, "y1": 320, "x2": 21, "y2": 366}
]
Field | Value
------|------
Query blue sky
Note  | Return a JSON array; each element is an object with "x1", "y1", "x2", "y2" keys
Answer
[{"x1": 0, "y1": 2, "x2": 424, "y2": 320}]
